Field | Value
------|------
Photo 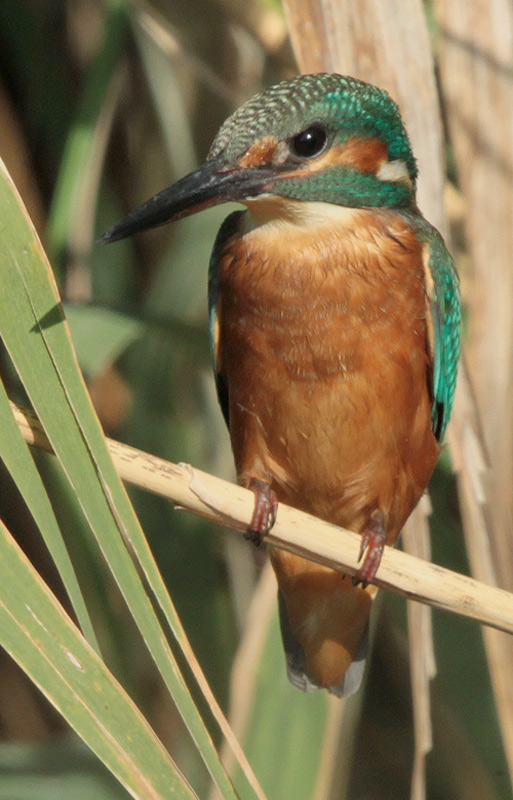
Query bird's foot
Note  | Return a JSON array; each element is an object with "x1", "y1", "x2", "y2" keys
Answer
[
  {"x1": 352, "y1": 509, "x2": 386, "y2": 587},
  {"x1": 245, "y1": 478, "x2": 278, "y2": 547}
]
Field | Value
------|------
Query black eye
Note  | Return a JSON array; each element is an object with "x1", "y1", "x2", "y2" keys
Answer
[{"x1": 290, "y1": 125, "x2": 328, "y2": 158}]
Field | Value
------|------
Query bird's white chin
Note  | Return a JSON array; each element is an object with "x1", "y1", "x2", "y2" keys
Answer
[{"x1": 243, "y1": 194, "x2": 358, "y2": 234}]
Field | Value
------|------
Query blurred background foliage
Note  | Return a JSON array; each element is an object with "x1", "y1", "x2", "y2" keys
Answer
[{"x1": 0, "y1": 1, "x2": 511, "y2": 798}]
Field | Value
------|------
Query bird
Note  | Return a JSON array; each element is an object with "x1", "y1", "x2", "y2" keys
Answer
[{"x1": 103, "y1": 73, "x2": 460, "y2": 697}]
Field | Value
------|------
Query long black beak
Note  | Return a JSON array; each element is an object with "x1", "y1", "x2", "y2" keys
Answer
[{"x1": 102, "y1": 157, "x2": 274, "y2": 244}]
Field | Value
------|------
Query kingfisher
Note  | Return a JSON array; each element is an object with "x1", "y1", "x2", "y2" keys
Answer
[{"x1": 103, "y1": 73, "x2": 460, "y2": 697}]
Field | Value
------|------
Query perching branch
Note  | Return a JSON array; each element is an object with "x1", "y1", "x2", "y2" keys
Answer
[{"x1": 11, "y1": 400, "x2": 513, "y2": 636}]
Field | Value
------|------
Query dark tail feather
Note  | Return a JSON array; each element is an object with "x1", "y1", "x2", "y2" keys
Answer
[{"x1": 277, "y1": 590, "x2": 368, "y2": 698}]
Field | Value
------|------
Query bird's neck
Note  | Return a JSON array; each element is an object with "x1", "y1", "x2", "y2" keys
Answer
[
  {"x1": 221, "y1": 202, "x2": 427, "y2": 315},
  {"x1": 243, "y1": 195, "x2": 358, "y2": 232}
]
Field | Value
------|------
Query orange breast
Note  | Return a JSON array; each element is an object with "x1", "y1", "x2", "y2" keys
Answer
[
  {"x1": 216, "y1": 205, "x2": 441, "y2": 692},
  {"x1": 216, "y1": 207, "x2": 439, "y2": 541}
]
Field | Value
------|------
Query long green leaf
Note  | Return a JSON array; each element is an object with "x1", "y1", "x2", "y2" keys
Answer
[
  {"x1": 0, "y1": 159, "x2": 241, "y2": 797},
  {"x1": 0, "y1": 516, "x2": 196, "y2": 800},
  {"x1": 133, "y1": 12, "x2": 239, "y2": 321},
  {"x1": 46, "y1": 0, "x2": 129, "y2": 276},
  {"x1": 0, "y1": 372, "x2": 98, "y2": 650}
]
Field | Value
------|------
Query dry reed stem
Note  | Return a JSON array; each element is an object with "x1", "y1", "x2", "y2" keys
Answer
[
  {"x1": 11, "y1": 400, "x2": 513, "y2": 636},
  {"x1": 280, "y1": 5, "x2": 443, "y2": 796},
  {"x1": 208, "y1": 564, "x2": 277, "y2": 800},
  {"x1": 403, "y1": 500, "x2": 437, "y2": 800}
]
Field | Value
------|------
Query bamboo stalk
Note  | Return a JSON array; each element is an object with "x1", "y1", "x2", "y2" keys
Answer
[{"x1": 11, "y1": 400, "x2": 513, "y2": 636}]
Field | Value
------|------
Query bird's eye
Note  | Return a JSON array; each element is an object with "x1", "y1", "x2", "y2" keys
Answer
[{"x1": 290, "y1": 125, "x2": 328, "y2": 158}]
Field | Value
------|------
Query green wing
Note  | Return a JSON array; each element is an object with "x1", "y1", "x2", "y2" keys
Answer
[
  {"x1": 208, "y1": 211, "x2": 244, "y2": 427},
  {"x1": 422, "y1": 224, "x2": 461, "y2": 441}
]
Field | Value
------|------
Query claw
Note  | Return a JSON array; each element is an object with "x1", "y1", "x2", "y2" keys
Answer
[
  {"x1": 352, "y1": 509, "x2": 386, "y2": 587},
  {"x1": 245, "y1": 478, "x2": 278, "y2": 547}
]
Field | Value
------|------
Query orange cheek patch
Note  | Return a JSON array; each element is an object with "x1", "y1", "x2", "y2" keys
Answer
[
  {"x1": 282, "y1": 136, "x2": 388, "y2": 179},
  {"x1": 239, "y1": 135, "x2": 280, "y2": 168},
  {"x1": 336, "y1": 136, "x2": 388, "y2": 173}
]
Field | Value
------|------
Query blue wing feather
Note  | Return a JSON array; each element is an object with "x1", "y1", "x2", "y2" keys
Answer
[
  {"x1": 422, "y1": 226, "x2": 461, "y2": 440},
  {"x1": 208, "y1": 211, "x2": 244, "y2": 427}
]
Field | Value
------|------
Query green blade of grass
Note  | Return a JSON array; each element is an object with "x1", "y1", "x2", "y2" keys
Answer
[
  {"x1": 0, "y1": 372, "x2": 99, "y2": 651},
  {"x1": 0, "y1": 516, "x2": 196, "y2": 800},
  {"x1": 0, "y1": 158, "x2": 245, "y2": 797},
  {"x1": 46, "y1": 0, "x2": 130, "y2": 277},
  {"x1": 133, "y1": 12, "x2": 239, "y2": 321}
]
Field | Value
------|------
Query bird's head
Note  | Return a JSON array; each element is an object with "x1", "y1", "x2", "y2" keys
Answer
[{"x1": 103, "y1": 73, "x2": 417, "y2": 243}]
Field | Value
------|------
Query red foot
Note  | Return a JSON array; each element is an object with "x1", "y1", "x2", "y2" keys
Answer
[
  {"x1": 245, "y1": 479, "x2": 278, "y2": 547},
  {"x1": 352, "y1": 510, "x2": 386, "y2": 587}
]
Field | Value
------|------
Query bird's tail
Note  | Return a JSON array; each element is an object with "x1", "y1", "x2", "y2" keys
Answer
[{"x1": 271, "y1": 549, "x2": 376, "y2": 697}]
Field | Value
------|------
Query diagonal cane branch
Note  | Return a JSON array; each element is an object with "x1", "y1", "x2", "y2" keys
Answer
[{"x1": 11, "y1": 399, "x2": 513, "y2": 636}]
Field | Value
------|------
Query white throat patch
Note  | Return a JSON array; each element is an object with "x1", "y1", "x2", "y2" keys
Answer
[{"x1": 243, "y1": 195, "x2": 359, "y2": 235}]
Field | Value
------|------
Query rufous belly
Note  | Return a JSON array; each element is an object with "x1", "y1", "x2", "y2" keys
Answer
[{"x1": 216, "y1": 206, "x2": 439, "y2": 691}]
